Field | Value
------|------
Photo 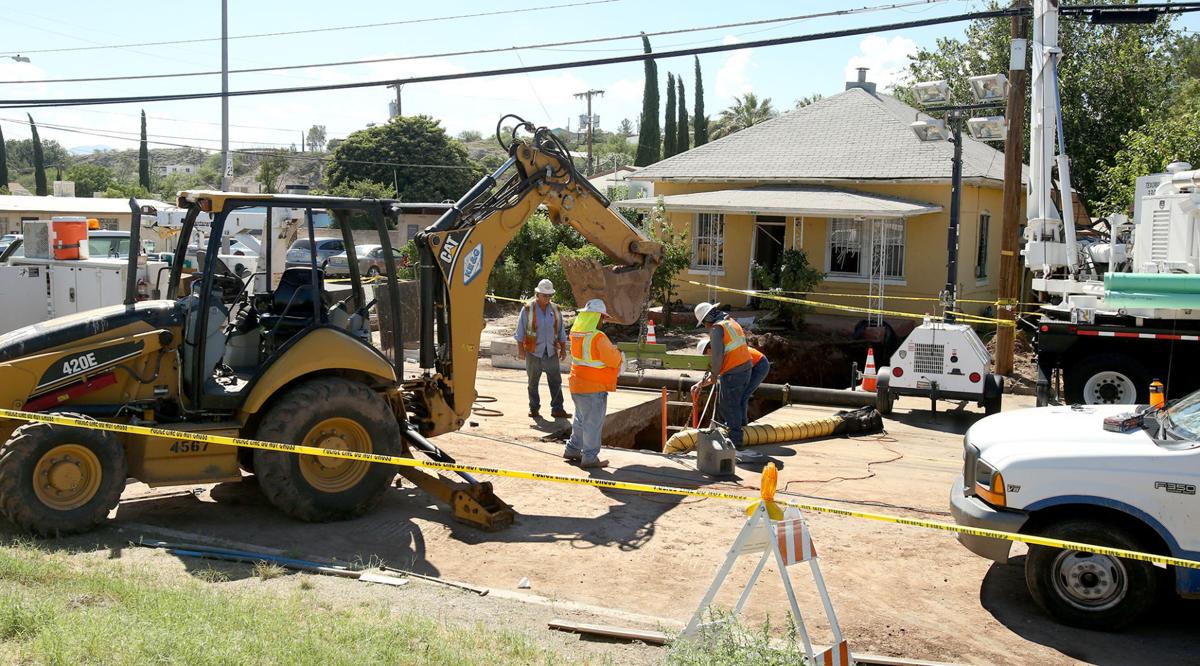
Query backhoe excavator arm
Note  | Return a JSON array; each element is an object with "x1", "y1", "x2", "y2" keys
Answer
[{"x1": 409, "y1": 118, "x2": 662, "y2": 436}]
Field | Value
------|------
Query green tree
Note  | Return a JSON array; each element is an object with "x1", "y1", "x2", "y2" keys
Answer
[
  {"x1": 4, "y1": 137, "x2": 69, "y2": 173},
  {"x1": 1096, "y1": 110, "x2": 1200, "y2": 214},
  {"x1": 487, "y1": 211, "x2": 591, "y2": 300},
  {"x1": 65, "y1": 163, "x2": 115, "y2": 198},
  {"x1": 28, "y1": 114, "x2": 46, "y2": 196},
  {"x1": 457, "y1": 129, "x2": 483, "y2": 143},
  {"x1": 324, "y1": 115, "x2": 481, "y2": 202},
  {"x1": 642, "y1": 199, "x2": 691, "y2": 328},
  {"x1": 752, "y1": 249, "x2": 825, "y2": 328},
  {"x1": 138, "y1": 110, "x2": 151, "y2": 189},
  {"x1": 306, "y1": 125, "x2": 328, "y2": 152},
  {"x1": 693, "y1": 56, "x2": 708, "y2": 147},
  {"x1": 102, "y1": 182, "x2": 153, "y2": 199},
  {"x1": 663, "y1": 74, "x2": 677, "y2": 158},
  {"x1": 635, "y1": 34, "x2": 661, "y2": 166},
  {"x1": 898, "y1": 3, "x2": 1182, "y2": 208},
  {"x1": 617, "y1": 118, "x2": 635, "y2": 137},
  {"x1": 257, "y1": 150, "x2": 290, "y2": 193},
  {"x1": 794, "y1": 93, "x2": 823, "y2": 109},
  {"x1": 676, "y1": 77, "x2": 689, "y2": 154},
  {"x1": 710, "y1": 93, "x2": 777, "y2": 140},
  {"x1": 0, "y1": 125, "x2": 7, "y2": 190}
]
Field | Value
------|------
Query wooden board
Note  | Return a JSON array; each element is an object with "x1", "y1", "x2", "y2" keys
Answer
[{"x1": 548, "y1": 618, "x2": 669, "y2": 645}]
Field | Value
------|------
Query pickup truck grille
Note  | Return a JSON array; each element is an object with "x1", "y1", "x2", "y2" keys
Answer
[{"x1": 913, "y1": 343, "x2": 944, "y2": 375}]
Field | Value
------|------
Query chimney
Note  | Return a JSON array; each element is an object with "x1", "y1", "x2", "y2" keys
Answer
[{"x1": 845, "y1": 67, "x2": 877, "y2": 95}]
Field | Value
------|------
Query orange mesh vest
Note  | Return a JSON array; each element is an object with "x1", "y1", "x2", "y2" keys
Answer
[
  {"x1": 522, "y1": 300, "x2": 560, "y2": 353},
  {"x1": 717, "y1": 319, "x2": 752, "y2": 375},
  {"x1": 570, "y1": 330, "x2": 617, "y2": 392}
]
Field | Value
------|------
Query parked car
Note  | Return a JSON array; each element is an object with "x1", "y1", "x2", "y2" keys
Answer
[
  {"x1": 0, "y1": 235, "x2": 22, "y2": 263},
  {"x1": 325, "y1": 243, "x2": 407, "y2": 277},
  {"x1": 951, "y1": 394, "x2": 1200, "y2": 630},
  {"x1": 284, "y1": 238, "x2": 345, "y2": 269}
]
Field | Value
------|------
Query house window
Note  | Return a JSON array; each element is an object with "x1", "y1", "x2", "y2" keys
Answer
[
  {"x1": 975, "y1": 212, "x2": 990, "y2": 279},
  {"x1": 692, "y1": 212, "x2": 724, "y2": 270},
  {"x1": 828, "y1": 218, "x2": 905, "y2": 279}
]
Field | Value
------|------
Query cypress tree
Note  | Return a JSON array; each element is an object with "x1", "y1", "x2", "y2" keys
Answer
[
  {"x1": 634, "y1": 34, "x2": 660, "y2": 166},
  {"x1": 29, "y1": 114, "x2": 46, "y2": 196},
  {"x1": 663, "y1": 74, "x2": 677, "y2": 158},
  {"x1": 0, "y1": 125, "x2": 8, "y2": 191},
  {"x1": 677, "y1": 77, "x2": 689, "y2": 153},
  {"x1": 693, "y1": 56, "x2": 708, "y2": 147},
  {"x1": 138, "y1": 110, "x2": 151, "y2": 190}
]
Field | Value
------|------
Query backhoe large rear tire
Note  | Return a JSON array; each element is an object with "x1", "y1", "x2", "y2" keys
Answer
[
  {"x1": 252, "y1": 377, "x2": 401, "y2": 522},
  {"x1": 0, "y1": 417, "x2": 127, "y2": 536}
]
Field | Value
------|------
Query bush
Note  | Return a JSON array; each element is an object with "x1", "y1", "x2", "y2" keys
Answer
[
  {"x1": 486, "y1": 212, "x2": 587, "y2": 298},
  {"x1": 751, "y1": 248, "x2": 824, "y2": 328},
  {"x1": 667, "y1": 611, "x2": 807, "y2": 666}
]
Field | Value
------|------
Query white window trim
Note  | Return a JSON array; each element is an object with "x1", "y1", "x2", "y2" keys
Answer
[
  {"x1": 824, "y1": 217, "x2": 906, "y2": 281},
  {"x1": 691, "y1": 212, "x2": 725, "y2": 273}
]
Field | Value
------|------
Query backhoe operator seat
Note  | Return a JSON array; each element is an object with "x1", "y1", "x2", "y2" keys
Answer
[{"x1": 260, "y1": 267, "x2": 328, "y2": 346}]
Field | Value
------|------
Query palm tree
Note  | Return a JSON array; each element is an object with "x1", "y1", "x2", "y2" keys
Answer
[{"x1": 710, "y1": 93, "x2": 778, "y2": 140}]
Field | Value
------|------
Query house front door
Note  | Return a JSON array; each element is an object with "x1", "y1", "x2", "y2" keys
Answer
[{"x1": 750, "y1": 215, "x2": 787, "y2": 292}]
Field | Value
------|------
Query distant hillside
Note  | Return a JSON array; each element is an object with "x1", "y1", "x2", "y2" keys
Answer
[{"x1": 68, "y1": 144, "x2": 114, "y2": 155}]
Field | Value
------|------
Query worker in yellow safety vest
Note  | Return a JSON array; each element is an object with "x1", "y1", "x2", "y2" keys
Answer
[
  {"x1": 565, "y1": 298, "x2": 623, "y2": 469},
  {"x1": 515, "y1": 278, "x2": 570, "y2": 420},
  {"x1": 694, "y1": 302, "x2": 754, "y2": 448}
]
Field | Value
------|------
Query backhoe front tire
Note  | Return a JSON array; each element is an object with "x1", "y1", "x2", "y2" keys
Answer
[
  {"x1": 0, "y1": 417, "x2": 127, "y2": 536},
  {"x1": 252, "y1": 377, "x2": 401, "y2": 522}
]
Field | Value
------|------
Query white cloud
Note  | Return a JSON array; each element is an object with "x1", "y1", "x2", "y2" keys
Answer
[
  {"x1": 715, "y1": 36, "x2": 753, "y2": 101},
  {"x1": 845, "y1": 35, "x2": 917, "y2": 91}
]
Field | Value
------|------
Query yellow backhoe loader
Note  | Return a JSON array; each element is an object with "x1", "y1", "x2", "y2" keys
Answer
[{"x1": 0, "y1": 117, "x2": 661, "y2": 536}]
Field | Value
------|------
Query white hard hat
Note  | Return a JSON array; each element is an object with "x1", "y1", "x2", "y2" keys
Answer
[
  {"x1": 579, "y1": 298, "x2": 608, "y2": 315},
  {"x1": 695, "y1": 338, "x2": 710, "y2": 355},
  {"x1": 694, "y1": 302, "x2": 715, "y2": 325},
  {"x1": 535, "y1": 279, "x2": 555, "y2": 295}
]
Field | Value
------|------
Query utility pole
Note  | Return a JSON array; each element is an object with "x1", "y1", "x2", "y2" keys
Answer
[
  {"x1": 573, "y1": 88, "x2": 604, "y2": 175},
  {"x1": 944, "y1": 112, "x2": 966, "y2": 323},
  {"x1": 388, "y1": 83, "x2": 403, "y2": 118},
  {"x1": 220, "y1": 0, "x2": 231, "y2": 191},
  {"x1": 995, "y1": 0, "x2": 1030, "y2": 375}
]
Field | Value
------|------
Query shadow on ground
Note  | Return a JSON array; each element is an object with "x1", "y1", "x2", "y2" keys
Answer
[{"x1": 980, "y1": 557, "x2": 1200, "y2": 665}]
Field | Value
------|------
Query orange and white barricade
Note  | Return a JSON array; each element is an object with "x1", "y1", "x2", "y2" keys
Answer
[{"x1": 684, "y1": 463, "x2": 852, "y2": 665}]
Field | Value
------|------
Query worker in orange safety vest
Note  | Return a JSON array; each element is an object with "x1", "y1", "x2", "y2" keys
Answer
[
  {"x1": 694, "y1": 301, "x2": 753, "y2": 448},
  {"x1": 564, "y1": 298, "x2": 623, "y2": 469},
  {"x1": 698, "y1": 338, "x2": 770, "y2": 434}
]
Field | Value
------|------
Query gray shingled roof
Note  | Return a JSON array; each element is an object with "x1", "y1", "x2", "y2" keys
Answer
[
  {"x1": 630, "y1": 87, "x2": 1011, "y2": 183},
  {"x1": 617, "y1": 185, "x2": 941, "y2": 219}
]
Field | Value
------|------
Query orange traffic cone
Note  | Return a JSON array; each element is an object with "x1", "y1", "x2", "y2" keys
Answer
[
  {"x1": 646, "y1": 319, "x2": 657, "y2": 344},
  {"x1": 860, "y1": 347, "x2": 877, "y2": 392}
]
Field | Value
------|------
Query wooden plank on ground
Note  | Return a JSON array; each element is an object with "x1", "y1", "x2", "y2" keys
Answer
[{"x1": 548, "y1": 618, "x2": 669, "y2": 645}]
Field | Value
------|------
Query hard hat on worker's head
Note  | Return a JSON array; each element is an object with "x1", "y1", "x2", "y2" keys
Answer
[
  {"x1": 695, "y1": 338, "x2": 710, "y2": 355},
  {"x1": 578, "y1": 298, "x2": 608, "y2": 315},
  {"x1": 535, "y1": 279, "x2": 555, "y2": 295},
  {"x1": 694, "y1": 302, "x2": 716, "y2": 326}
]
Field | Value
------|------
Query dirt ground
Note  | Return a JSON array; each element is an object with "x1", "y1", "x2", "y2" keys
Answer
[{"x1": 16, "y1": 363, "x2": 1198, "y2": 665}]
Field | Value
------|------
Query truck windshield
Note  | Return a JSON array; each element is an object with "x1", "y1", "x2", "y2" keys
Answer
[{"x1": 1165, "y1": 391, "x2": 1200, "y2": 440}]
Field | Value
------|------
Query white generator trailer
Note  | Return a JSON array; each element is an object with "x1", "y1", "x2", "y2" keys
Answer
[{"x1": 876, "y1": 320, "x2": 1003, "y2": 415}]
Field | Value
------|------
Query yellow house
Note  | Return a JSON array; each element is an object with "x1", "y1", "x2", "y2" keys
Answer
[{"x1": 619, "y1": 74, "x2": 1020, "y2": 329}]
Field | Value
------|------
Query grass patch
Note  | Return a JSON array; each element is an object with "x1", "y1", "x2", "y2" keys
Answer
[
  {"x1": 0, "y1": 540, "x2": 562, "y2": 665},
  {"x1": 194, "y1": 567, "x2": 230, "y2": 584},
  {"x1": 252, "y1": 561, "x2": 287, "y2": 580},
  {"x1": 666, "y1": 611, "x2": 811, "y2": 666}
]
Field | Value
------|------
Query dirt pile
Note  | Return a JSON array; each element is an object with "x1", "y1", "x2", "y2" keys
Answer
[{"x1": 987, "y1": 330, "x2": 1038, "y2": 394}]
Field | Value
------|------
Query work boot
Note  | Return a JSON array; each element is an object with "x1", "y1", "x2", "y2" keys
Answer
[
  {"x1": 562, "y1": 447, "x2": 582, "y2": 462},
  {"x1": 579, "y1": 457, "x2": 608, "y2": 469},
  {"x1": 551, "y1": 409, "x2": 572, "y2": 419},
  {"x1": 529, "y1": 409, "x2": 540, "y2": 419}
]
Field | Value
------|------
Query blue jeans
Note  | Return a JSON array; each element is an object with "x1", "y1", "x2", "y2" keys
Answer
[
  {"x1": 740, "y1": 358, "x2": 770, "y2": 421},
  {"x1": 526, "y1": 352, "x2": 565, "y2": 413},
  {"x1": 718, "y1": 364, "x2": 753, "y2": 447},
  {"x1": 567, "y1": 391, "x2": 608, "y2": 463}
]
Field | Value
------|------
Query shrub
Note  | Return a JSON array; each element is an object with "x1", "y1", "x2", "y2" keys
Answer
[{"x1": 750, "y1": 249, "x2": 824, "y2": 328}]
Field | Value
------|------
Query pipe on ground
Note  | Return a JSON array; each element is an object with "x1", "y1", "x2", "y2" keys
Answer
[
  {"x1": 616, "y1": 374, "x2": 876, "y2": 408},
  {"x1": 664, "y1": 417, "x2": 842, "y2": 454}
]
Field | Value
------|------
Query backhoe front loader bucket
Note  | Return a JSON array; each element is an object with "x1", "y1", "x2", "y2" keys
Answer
[{"x1": 560, "y1": 256, "x2": 656, "y2": 325}]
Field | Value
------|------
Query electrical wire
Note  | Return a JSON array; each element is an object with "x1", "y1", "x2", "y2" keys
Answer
[
  {"x1": 0, "y1": 6, "x2": 1027, "y2": 108},
  {"x1": 0, "y1": 0, "x2": 625, "y2": 57},
  {"x1": 0, "y1": 0, "x2": 958, "y2": 85}
]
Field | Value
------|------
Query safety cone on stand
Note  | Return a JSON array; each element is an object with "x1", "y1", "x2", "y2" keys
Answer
[
  {"x1": 860, "y1": 347, "x2": 877, "y2": 392},
  {"x1": 646, "y1": 319, "x2": 657, "y2": 344}
]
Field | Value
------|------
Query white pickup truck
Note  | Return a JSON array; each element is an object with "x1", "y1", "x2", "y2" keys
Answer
[{"x1": 950, "y1": 397, "x2": 1200, "y2": 630}]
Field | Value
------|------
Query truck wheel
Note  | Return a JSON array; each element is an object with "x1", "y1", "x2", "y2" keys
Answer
[
  {"x1": 983, "y1": 375, "x2": 1004, "y2": 415},
  {"x1": 0, "y1": 418, "x2": 127, "y2": 536},
  {"x1": 875, "y1": 369, "x2": 894, "y2": 415},
  {"x1": 1065, "y1": 354, "x2": 1148, "y2": 405},
  {"x1": 1025, "y1": 519, "x2": 1160, "y2": 630},
  {"x1": 252, "y1": 377, "x2": 401, "y2": 522}
]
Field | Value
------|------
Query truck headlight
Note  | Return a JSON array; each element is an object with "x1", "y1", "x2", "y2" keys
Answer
[{"x1": 974, "y1": 458, "x2": 1006, "y2": 507}]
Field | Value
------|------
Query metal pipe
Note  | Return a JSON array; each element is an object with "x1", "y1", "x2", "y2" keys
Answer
[
  {"x1": 125, "y1": 198, "x2": 142, "y2": 306},
  {"x1": 220, "y1": 0, "x2": 230, "y2": 192},
  {"x1": 402, "y1": 425, "x2": 478, "y2": 484},
  {"x1": 615, "y1": 374, "x2": 876, "y2": 408},
  {"x1": 417, "y1": 242, "x2": 437, "y2": 369},
  {"x1": 429, "y1": 156, "x2": 515, "y2": 232}
]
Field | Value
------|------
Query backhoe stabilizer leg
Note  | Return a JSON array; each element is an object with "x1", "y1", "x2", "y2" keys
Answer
[{"x1": 395, "y1": 467, "x2": 515, "y2": 531}]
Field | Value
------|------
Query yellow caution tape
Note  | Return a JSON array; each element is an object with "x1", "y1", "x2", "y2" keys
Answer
[
  {"x1": 689, "y1": 282, "x2": 1017, "y2": 328},
  {"x1": 754, "y1": 291, "x2": 1036, "y2": 308},
  {"x1": 0, "y1": 408, "x2": 1195, "y2": 570}
]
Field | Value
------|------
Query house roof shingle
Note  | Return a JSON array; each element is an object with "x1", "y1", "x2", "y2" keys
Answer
[
  {"x1": 618, "y1": 185, "x2": 942, "y2": 219},
  {"x1": 630, "y1": 87, "x2": 1011, "y2": 184}
]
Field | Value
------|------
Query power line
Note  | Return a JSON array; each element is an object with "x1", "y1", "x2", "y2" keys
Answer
[
  {"x1": 0, "y1": 6, "x2": 1025, "y2": 109},
  {"x1": 0, "y1": 0, "x2": 955, "y2": 85},
  {"x1": 70, "y1": 107, "x2": 299, "y2": 133},
  {"x1": 0, "y1": 116, "x2": 478, "y2": 170},
  {"x1": 0, "y1": 0, "x2": 622, "y2": 57}
]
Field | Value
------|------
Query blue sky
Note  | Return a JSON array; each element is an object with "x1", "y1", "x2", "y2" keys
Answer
[{"x1": 0, "y1": 1, "x2": 1196, "y2": 153}]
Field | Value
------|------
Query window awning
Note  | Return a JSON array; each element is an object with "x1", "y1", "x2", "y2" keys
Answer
[{"x1": 615, "y1": 185, "x2": 942, "y2": 219}]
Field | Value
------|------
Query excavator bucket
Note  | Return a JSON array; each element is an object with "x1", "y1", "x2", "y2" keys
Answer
[{"x1": 560, "y1": 256, "x2": 655, "y2": 325}]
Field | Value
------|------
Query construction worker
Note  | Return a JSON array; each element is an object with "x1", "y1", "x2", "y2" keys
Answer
[
  {"x1": 695, "y1": 302, "x2": 753, "y2": 448},
  {"x1": 515, "y1": 278, "x2": 570, "y2": 420},
  {"x1": 565, "y1": 298, "x2": 623, "y2": 468},
  {"x1": 697, "y1": 339, "x2": 769, "y2": 431}
]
